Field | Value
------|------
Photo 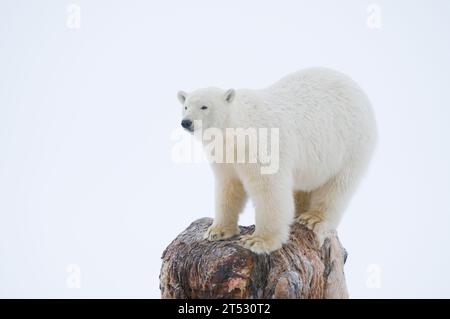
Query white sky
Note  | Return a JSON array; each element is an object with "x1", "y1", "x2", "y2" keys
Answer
[{"x1": 1, "y1": 0, "x2": 450, "y2": 298}]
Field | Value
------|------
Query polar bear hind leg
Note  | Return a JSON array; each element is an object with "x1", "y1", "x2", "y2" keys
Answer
[
  {"x1": 296, "y1": 165, "x2": 360, "y2": 246},
  {"x1": 294, "y1": 191, "x2": 311, "y2": 216}
]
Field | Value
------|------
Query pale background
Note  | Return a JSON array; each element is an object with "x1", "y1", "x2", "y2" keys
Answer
[{"x1": 1, "y1": 0, "x2": 450, "y2": 298}]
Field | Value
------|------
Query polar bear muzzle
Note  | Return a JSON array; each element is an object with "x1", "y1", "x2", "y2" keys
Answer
[{"x1": 181, "y1": 119, "x2": 193, "y2": 132}]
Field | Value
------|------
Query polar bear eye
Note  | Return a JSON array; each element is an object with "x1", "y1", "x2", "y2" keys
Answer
[
  {"x1": 184, "y1": 106, "x2": 187, "y2": 110},
  {"x1": 201, "y1": 106, "x2": 208, "y2": 110}
]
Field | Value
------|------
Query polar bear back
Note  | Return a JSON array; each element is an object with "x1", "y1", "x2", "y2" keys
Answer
[{"x1": 227, "y1": 68, "x2": 377, "y2": 190}]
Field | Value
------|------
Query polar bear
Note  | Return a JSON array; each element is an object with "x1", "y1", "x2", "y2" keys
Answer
[{"x1": 177, "y1": 68, "x2": 377, "y2": 254}]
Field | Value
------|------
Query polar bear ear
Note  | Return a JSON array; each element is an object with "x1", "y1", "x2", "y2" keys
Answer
[
  {"x1": 224, "y1": 89, "x2": 235, "y2": 103},
  {"x1": 177, "y1": 90, "x2": 187, "y2": 104}
]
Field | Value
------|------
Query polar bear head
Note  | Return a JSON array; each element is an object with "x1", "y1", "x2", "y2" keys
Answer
[{"x1": 177, "y1": 87, "x2": 235, "y2": 133}]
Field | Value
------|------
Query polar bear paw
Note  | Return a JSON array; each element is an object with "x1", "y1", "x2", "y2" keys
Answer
[
  {"x1": 296, "y1": 211, "x2": 331, "y2": 247},
  {"x1": 239, "y1": 234, "x2": 283, "y2": 254},
  {"x1": 296, "y1": 211, "x2": 324, "y2": 231},
  {"x1": 203, "y1": 224, "x2": 240, "y2": 241}
]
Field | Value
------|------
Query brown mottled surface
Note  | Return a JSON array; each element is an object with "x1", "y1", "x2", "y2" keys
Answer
[{"x1": 160, "y1": 218, "x2": 348, "y2": 299}]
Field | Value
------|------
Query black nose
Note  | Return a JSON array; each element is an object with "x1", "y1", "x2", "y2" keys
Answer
[{"x1": 181, "y1": 119, "x2": 192, "y2": 129}]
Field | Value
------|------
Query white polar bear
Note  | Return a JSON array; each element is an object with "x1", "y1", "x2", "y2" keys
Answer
[{"x1": 177, "y1": 68, "x2": 377, "y2": 254}]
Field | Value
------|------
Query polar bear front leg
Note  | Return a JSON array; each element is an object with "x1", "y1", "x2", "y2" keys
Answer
[
  {"x1": 204, "y1": 178, "x2": 247, "y2": 241},
  {"x1": 239, "y1": 175, "x2": 294, "y2": 254}
]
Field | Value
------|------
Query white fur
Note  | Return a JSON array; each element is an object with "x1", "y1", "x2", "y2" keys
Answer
[{"x1": 178, "y1": 68, "x2": 377, "y2": 254}]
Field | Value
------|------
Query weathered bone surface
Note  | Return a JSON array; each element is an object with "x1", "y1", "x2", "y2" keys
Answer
[{"x1": 160, "y1": 218, "x2": 348, "y2": 299}]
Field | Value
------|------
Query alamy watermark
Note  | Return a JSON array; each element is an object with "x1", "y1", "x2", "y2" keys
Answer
[
  {"x1": 171, "y1": 120, "x2": 280, "y2": 175},
  {"x1": 66, "y1": 4, "x2": 81, "y2": 30},
  {"x1": 366, "y1": 263, "x2": 382, "y2": 289},
  {"x1": 366, "y1": 3, "x2": 381, "y2": 29},
  {"x1": 66, "y1": 264, "x2": 81, "y2": 289}
]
